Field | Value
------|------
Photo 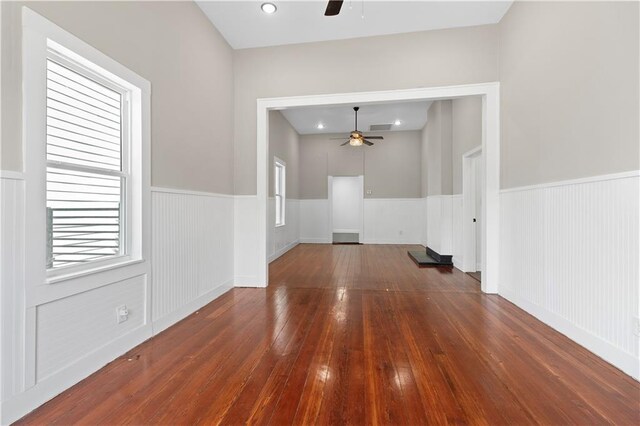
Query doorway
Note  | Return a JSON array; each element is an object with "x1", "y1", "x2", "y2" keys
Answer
[
  {"x1": 329, "y1": 176, "x2": 364, "y2": 243},
  {"x1": 255, "y1": 83, "x2": 500, "y2": 293},
  {"x1": 462, "y1": 146, "x2": 483, "y2": 277}
]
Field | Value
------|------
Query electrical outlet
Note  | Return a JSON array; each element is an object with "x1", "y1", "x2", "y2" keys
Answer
[
  {"x1": 366, "y1": 189, "x2": 372, "y2": 195},
  {"x1": 116, "y1": 305, "x2": 129, "y2": 324}
]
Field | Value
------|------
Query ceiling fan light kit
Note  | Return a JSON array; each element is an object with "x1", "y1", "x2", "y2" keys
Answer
[{"x1": 339, "y1": 106, "x2": 384, "y2": 147}]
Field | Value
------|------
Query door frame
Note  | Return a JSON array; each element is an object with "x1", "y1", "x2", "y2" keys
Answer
[
  {"x1": 328, "y1": 175, "x2": 364, "y2": 242},
  {"x1": 256, "y1": 82, "x2": 500, "y2": 293},
  {"x1": 462, "y1": 146, "x2": 482, "y2": 273}
]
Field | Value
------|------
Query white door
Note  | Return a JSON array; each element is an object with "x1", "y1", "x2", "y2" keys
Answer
[
  {"x1": 472, "y1": 155, "x2": 483, "y2": 271},
  {"x1": 331, "y1": 176, "x2": 363, "y2": 240}
]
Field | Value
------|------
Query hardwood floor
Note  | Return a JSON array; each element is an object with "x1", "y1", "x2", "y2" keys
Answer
[{"x1": 17, "y1": 244, "x2": 639, "y2": 425}]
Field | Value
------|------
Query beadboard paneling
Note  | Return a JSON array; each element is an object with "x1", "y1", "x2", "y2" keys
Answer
[
  {"x1": 234, "y1": 195, "x2": 262, "y2": 286},
  {"x1": 451, "y1": 194, "x2": 463, "y2": 268},
  {"x1": 299, "y1": 199, "x2": 331, "y2": 243},
  {"x1": 152, "y1": 190, "x2": 234, "y2": 321},
  {"x1": 300, "y1": 198, "x2": 427, "y2": 244},
  {"x1": 500, "y1": 173, "x2": 639, "y2": 379},
  {"x1": 1, "y1": 176, "x2": 26, "y2": 399},
  {"x1": 36, "y1": 275, "x2": 146, "y2": 381},
  {"x1": 362, "y1": 198, "x2": 425, "y2": 244},
  {"x1": 268, "y1": 198, "x2": 300, "y2": 262},
  {"x1": 426, "y1": 195, "x2": 453, "y2": 254}
]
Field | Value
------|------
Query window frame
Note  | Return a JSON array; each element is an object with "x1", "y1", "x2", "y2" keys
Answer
[
  {"x1": 45, "y1": 50, "x2": 132, "y2": 276},
  {"x1": 274, "y1": 157, "x2": 286, "y2": 227},
  {"x1": 22, "y1": 7, "x2": 151, "y2": 289}
]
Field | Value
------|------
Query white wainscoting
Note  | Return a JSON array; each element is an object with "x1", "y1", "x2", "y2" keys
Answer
[
  {"x1": 0, "y1": 182, "x2": 237, "y2": 424},
  {"x1": 499, "y1": 171, "x2": 640, "y2": 379},
  {"x1": 300, "y1": 198, "x2": 427, "y2": 244},
  {"x1": 151, "y1": 188, "x2": 234, "y2": 332},
  {"x1": 1, "y1": 173, "x2": 26, "y2": 407},
  {"x1": 234, "y1": 195, "x2": 262, "y2": 286},
  {"x1": 299, "y1": 199, "x2": 331, "y2": 243},
  {"x1": 267, "y1": 198, "x2": 300, "y2": 262},
  {"x1": 451, "y1": 195, "x2": 463, "y2": 268},
  {"x1": 426, "y1": 195, "x2": 453, "y2": 255},
  {"x1": 362, "y1": 198, "x2": 425, "y2": 244}
]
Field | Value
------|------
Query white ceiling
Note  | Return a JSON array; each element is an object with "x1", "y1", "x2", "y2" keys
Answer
[
  {"x1": 279, "y1": 101, "x2": 432, "y2": 135},
  {"x1": 196, "y1": 1, "x2": 513, "y2": 49}
]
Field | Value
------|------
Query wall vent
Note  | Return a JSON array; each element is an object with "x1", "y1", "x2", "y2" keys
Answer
[{"x1": 369, "y1": 124, "x2": 392, "y2": 131}]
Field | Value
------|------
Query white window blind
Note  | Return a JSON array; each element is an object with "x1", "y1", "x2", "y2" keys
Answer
[
  {"x1": 46, "y1": 58, "x2": 127, "y2": 269},
  {"x1": 275, "y1": 159, "x2": 286, "y2": 227}
]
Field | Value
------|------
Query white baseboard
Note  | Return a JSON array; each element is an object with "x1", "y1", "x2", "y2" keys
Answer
[
  {"x1": 500, "y1": 288, "x2": 639, "y2": 380},
  {"x1": 268, "y1": 240, "x2": 299, "y2": 263},
  {"x1": 361, "y1": 239, "x2": 422, "y2": 244},
  {"x1": 151, "y1": 280, "x2": 234, "y2": 335},
  {"x1": 333, "y1": 229, "x2": 360, "y2": 234},
  {"x1": 234, "y1": 275, "x2": 266, "y2": 288},
  {"x1": 299, "y1": 238, "x2": 331, "y2": 244},
  {"x1": 452, "y1": 256, "x2": 463, "y2": 271},
  {"x1": 1, "y1": 325, "x2": 153, "y2": 424}
]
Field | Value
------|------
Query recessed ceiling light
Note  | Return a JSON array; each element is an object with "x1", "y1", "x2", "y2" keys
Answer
[
  {"x1": 317, "y1": 123, "x2": 325, "y2": 129},
  {"x1": 261, "y1": 3, "x2": 277, "y2": 14},
  {"x1": 394, "y1": 120, "x2": 402, "y2": 126}
]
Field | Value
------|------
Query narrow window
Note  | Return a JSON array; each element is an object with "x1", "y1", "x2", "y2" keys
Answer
[
  {"x1": 45, "y1": 55, "x2": 129, "y2": 270},
  {"x1": 274, "y1": 158, "x2": 286, "y2": 227}
]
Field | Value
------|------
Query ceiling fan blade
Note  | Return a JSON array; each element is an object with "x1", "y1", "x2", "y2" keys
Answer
[
  {"x1": 340, "y1": 140, "x2": 350, "y2": 146},
  {"x1": 324, "y1": 0, "x2": 344, "y2": 16},
  {"x1": 330, "y1": 137, "x2": 348, "y2": 140},
  {"x1": 363, "y1": 136, "x2": 384, "y2": 140},
  {"x1": 363, "y1": 140, "x2": 374, "y2": 146}
]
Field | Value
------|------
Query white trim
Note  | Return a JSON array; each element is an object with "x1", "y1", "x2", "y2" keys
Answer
[
  {"x1": 328, "y1": 175, "x2": 364, "y2": 243},
  {"x1": 500, "y1": 170, "x2": 640, "y2": 193},
  {"x1": 462, "y1": 146, "x2": 482, "y2": 273},
  {"x1": 22, "y1": 6, "x2": 151, "y2": 287},
  {"x1": 274, "y1": 156, "x2": 286, "y2": 227},
  {"x1": 500, "y1": 288, "x2": 639, "y2": 380},
  {"x1": 151, "y1": 280, "x2": 233, "y2": 335},
  {"x1": 0, "y1": 170, "x2": 25, "y2": 180},
  {"x1": 362, "y1": 197, "x2": 424, "y2": 202},
  {"x1": 150, "y1": 186, "x2": 234, "y2": 199},
  {"x1": 234, "y1": 276, "x2": 264, "y2": 287},
  {"x1": 268, "y1": 240, "x2": 299, "y2": 263},
  {"x1": 452, "y1": 256, "x2": 463, "y2": 271},
  {"x1": 257, "y1": 82, "x2": 500, "y2": 293},
  {"x1": 299, "y1": 238, "x2": 332, "y2": 244},
  {"x1": 333, "y1": 229, "x2": 361, "y2": 234}
]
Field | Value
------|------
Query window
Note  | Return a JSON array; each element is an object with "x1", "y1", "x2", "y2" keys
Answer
[
  {"x1": 45, "y1": 56, "x2": 128, "y2": 269},
  {"x1": 274, "y1": 158, "x2": 286, "y2": 227},
  {"x1": 23, "y1": 7, "x2": 150, "y2": 284}
]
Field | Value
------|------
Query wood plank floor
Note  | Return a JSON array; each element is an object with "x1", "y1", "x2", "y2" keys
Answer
[{"x1": 17, "y1": 244, "x2": 640, "y2": 425}]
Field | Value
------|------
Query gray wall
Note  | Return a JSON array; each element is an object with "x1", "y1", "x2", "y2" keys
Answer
[
  {"x1": 423, "y1": 100, "x2": 453, "y2": 197},
  {"x1": 452, "y1": 96, "x2": 482, "y2": 194},
  {"x1": 234, "y1": 24, "x2": 500, "y2": 195},
  {"x1": 499, "y1": 1, "x2": 639, "y2": 188},
  {"x1": 268, "y1": 110, "x2": 299, "y2": 199},
  {"x1": 421, "y1": 97, "x2": 482, "y2": 196},
  {"x1": 1, "y1": 1, "x2": 234, "y2": 194},
  {"x1": 299, "y1": 131, "x2": 422, "y2": 199}
]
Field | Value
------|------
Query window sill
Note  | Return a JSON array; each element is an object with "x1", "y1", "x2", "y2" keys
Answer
[{"x1": 46, "y1": 257, "x2": 144, "y2": 285}]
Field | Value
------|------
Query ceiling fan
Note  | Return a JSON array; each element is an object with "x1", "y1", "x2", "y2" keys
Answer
[
  {"x1": 324, "y1": 0, "x2": 344, "y2": 16},
  {"x1": 335, "y1": 107, "x2": 384, "y2": 147}
]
